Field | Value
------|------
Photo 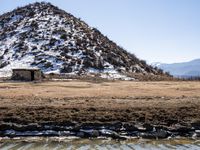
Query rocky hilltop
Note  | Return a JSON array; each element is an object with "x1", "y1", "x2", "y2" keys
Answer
[{"x1": 0, "y1": 2, "x2": 166, "y2": 80}]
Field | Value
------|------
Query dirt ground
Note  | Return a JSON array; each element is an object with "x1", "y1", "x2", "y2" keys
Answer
[{"x1": 0, "y1": 80, "x2": 200, "y2": 126}]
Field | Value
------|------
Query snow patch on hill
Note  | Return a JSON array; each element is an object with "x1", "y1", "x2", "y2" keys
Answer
[{"x1": 0, "y1": 2, "x2": 161, "y2": 80}]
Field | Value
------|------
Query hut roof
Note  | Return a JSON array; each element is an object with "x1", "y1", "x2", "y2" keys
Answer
[{"x1": 12, "y1": 68, "x2": 41, "y2": 71}]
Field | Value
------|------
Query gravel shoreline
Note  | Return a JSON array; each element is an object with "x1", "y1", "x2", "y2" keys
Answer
[{"x1": 0, "y1": 120, "x2": 200, "y2": 139}]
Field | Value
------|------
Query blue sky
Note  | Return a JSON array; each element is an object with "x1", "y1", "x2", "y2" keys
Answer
[{"x1": 0, "y1": 0, "x2": 200, "y2": 63}]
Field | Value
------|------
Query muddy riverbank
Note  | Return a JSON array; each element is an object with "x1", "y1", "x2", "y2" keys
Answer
[{"x1": 0, "y1": 81, "x2": 200, "y2": 139}]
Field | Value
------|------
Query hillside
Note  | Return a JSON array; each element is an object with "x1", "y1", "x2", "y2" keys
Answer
[
  {"x1": 0, "y1": 2, "x2": 165, "y2": 80},
  {"x1": 153, "y1": 59, "x2": 200, "y2": 78}
]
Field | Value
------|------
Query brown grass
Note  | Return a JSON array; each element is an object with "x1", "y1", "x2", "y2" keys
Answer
[{"x1": 0, "y1": 80, "x2": 200, "y2": 125}]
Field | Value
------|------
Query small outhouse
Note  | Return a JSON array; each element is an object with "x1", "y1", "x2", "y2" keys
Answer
[{"x1": 11, "y1": 68, "x2": 42, "y2": 81}]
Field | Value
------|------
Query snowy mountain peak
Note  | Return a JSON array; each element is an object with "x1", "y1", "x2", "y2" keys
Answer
[
  {"x1": 152, "y1": 59, "x2": 200, "y2": 78},
  {"x1": 151, "y1": 62, "x2": 163, "y2": 67},
  {"x1": 0, "y1": 2, "x2": 165, "y2": 79}
]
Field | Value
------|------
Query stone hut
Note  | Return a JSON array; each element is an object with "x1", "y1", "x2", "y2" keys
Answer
[{"x1": 11, "y1": 68, "x2": 42, "y2": 81}]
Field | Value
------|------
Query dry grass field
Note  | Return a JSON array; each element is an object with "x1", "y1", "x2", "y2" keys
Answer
[
  {"x1": 0, "y1": 80, "x2": 200, "y2": 98},
  {"x1": 0, "y1": 80, "x2": 200, "y2": 126}
]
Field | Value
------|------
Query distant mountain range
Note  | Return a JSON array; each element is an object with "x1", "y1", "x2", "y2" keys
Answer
[{"x1": 152, "y1": 59, "x2": 200, "y2": 78}]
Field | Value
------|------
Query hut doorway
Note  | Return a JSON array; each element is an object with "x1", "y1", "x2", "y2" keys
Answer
[{"x1": 31, "y1": 71, "x2": 34, "y2": 81}]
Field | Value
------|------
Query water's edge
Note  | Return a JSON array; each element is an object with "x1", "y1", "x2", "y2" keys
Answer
[
  {"x1": 1, "y1": 122, "x2": 200, "y2": 139},
  {"x1": 1, "y1": 137, "x2": 200, "y2": 150}
]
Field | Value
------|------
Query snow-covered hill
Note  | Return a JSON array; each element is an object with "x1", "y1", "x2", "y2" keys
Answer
[{"x1": 0, "y1": 2, "x2": 163, "y2": 80}]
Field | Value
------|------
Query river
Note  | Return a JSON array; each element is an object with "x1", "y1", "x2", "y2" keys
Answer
[{"x1": 1, "y1": 137, "x2": 200, "y2": 150}]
